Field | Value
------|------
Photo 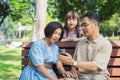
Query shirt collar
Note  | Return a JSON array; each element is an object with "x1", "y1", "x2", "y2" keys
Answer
[{"x1": 85, "y1": 35, "x2": 103, "y2": 43}]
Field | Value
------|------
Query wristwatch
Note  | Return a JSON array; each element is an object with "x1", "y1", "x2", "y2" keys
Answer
[{"x1": 73, "y1": 60, "x2": 77, "y2": 66}]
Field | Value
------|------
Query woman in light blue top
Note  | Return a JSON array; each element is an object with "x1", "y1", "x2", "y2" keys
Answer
[{"x1": 19, "y1": 21, "x2": 72, "y2": 80}]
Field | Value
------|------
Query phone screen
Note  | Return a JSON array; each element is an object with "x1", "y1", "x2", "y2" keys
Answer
[{"x1": 59, "y1": 49, "x2": 67, "y2": 56}]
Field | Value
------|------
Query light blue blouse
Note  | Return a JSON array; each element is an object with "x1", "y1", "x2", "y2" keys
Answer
[{"x1": 19, "y1": 39, "x2": 59, "y2": 80}]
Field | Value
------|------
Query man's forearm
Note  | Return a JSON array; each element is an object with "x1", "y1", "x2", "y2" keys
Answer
[{"x1": 72, "y1": 61, "x2": 98, "y2": 71}]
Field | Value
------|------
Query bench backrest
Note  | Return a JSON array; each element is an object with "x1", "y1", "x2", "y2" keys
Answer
[{"x1": 22, "y1": 41, "x2": 120, "y2": 80}]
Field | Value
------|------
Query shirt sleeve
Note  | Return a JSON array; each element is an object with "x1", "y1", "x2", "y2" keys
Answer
[
  {"x1": 28, "y1": 43, "x2": 44, "y2": 66},
  {"x1": 92, "y1": 42, "x2": 112, "y2": 70}
]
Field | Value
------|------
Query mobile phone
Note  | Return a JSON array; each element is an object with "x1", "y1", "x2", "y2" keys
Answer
[
  {"x1": 60, "y1": 53, "x2": 67, "y2": 56},
  {"x1": 59, "y1": 49, "x2": 67, "y2": 56}
]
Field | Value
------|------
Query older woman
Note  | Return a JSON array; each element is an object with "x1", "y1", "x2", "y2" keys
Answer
[{"x1": 19, "y1": 21, "x2": 72, "y2": 80}]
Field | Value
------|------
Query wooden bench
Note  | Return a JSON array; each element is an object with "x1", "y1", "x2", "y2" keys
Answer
[{"x1": 22, "y1": 41, "x2": 120, "y2": 80}]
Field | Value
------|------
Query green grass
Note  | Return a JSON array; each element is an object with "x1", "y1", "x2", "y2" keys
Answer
[{"x1": 0, "y1": 46, "x2": 22, "y2": 80}]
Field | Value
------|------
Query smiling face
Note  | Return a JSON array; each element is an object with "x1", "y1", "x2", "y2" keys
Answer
[
  {"x1": 50, "y1": 28, "x2": 62, "y2": 43},
  {"x1": 67, "y1": 18, "x2": 78, "y2": 30},
  {"x1": 44, "y1": 21, "x2": 64, "y2": 42},
  {"x1": 81, "y1": 17, "x2": 98, "y2": 37},
  {"x1": 64, "y1": 11, "x2": 80, "y2": 31}
]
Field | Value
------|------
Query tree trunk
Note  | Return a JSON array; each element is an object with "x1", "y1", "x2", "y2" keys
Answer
[{"x1": 32, "y1": 0, "x2": 47, "y2": 41}]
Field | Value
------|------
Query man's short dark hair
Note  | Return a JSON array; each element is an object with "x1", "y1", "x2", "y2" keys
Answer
[
  {"x1": 81, "y1": 12, "x2": 100, "y2": 26},
  {"x1": 44, "y1": 21, "x2": 64, "y2": 41}
]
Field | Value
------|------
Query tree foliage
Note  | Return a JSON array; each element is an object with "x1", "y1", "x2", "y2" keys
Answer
[
  {"x1": 48, "y1": 0, "x2": 120, "y2": 37},
  {"x1": 0, "y1": 0, "x2": 34, "y2": 26},
  {"x1": 0, "y1": 0, "x2": 35, "y2": 40},
  {"x1": 100, "y1": 13, "x2": 120, "y2": 37},
  {"x1": 9, "y1": 0, "x2": 34, "y2": 22},
  {"x1": 48, "y1": 0, "x2": 120, "y2": 22},
  {"x1": 0, "y1": 0, "x2": 11, "y2": 26}
]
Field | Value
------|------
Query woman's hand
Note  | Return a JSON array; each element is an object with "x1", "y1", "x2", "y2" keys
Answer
[
  {"x1": 50, "y1": 78, "x2": 60, "y2": 80},
  {"x1": 58, "y1": 78, "x2": 67, "y2": 80},
  {"x1": 70, "y1": 67, "x2": 80, "y2": 79},
  {"x1": 62, "y1": 71, "x2": 73, "y2": 78}
]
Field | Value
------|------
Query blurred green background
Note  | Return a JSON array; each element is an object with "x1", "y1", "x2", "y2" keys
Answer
[{"x1": 0, "y1": 0, "x2": 120, "y2": 80}]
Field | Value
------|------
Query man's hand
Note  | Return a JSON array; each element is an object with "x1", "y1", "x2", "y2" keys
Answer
[{"x1": 58, "y1": 53, "x2": 73, "y2": 66}]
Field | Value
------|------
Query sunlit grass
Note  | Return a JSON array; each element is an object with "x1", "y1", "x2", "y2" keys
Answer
[{"x1": 0, "y1": 46, "x2": 22, "y2": 80}]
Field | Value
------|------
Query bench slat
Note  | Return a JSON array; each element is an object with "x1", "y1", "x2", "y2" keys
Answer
[
  {"x1": 22, "y1": 49, "x2": 29, "y2": 57},
  {"x1": 111, "y1": 41, "x2": 120, "y2": 48},
  {"x1": 108, "y1": 58, "x2": 120, "y2": 66},
  {"x1": 108, "y1": 68, "x2": 120, "y2": 77},
  {"x1": 109, "y1": 78, "x2": 120, "y2": 80},
  {"x1": 22, "y1": 58, "x2": 28, "y2": 66},
  {"x1": 111, "y1": 49, "x2": 120, "y2": 57},
  {"x1": 22, "y1": 42, "x2": 33, "y2": 48},
  {"x1": 56, "y1": 41, "x2": 78, "y2": 48}
]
